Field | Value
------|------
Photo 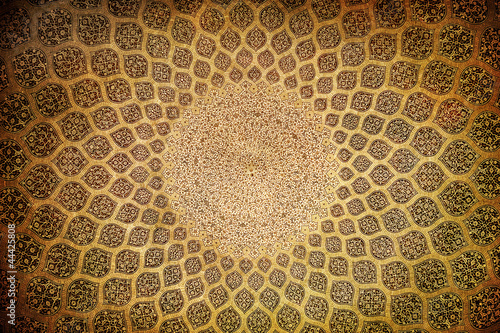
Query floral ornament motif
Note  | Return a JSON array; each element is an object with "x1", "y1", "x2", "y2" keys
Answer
[
  {"x1": 374, "y1": 0, "x2": 406, "y2": 29},
  {"x1": 277, "y1": 304, "x2": 301, "y2": 332},
  {"x1": 38, "y1": 8, "x2": 72, "y2": 46},
  {"x1": 57, "y1": 112, "x2": 93, "y2": 142},
  {"x1": 216, "y1": 306, "x2": 242, "y2": 332},
  {"x1": 289, "y1": 10, "x2": 314, "y2": 38},
  {"x1": 32, "y1": 83, "x2": 71, "y2": 117},
  {"x1": 259, "y1": 3, "x2": 285, "y2": 32},
  {"x1": 361, "y1": 64, "x2": 385, "y2": 89},
  {"x1": 71, "y1": 79, "x2": 103, "y2": 108},
  {"x1": 65, "y1": 216, "x2": 98, "y2": 246},
  {"x1": 16, "y1": 233, "x2": 44, "y2": 272},
  {"x1": 381, "y1": 261, "x2": 410, "y2": 290},
  {"x1": 23, "y1": 123, "x2": 62, "y2": 157},
  {"x1": 389, "y1": 61, "x2": 419, "y2": 90},
  {"x1": 388, "y1": 149, "x2": 419, "y2": 174},
  {"x1": 410, "y1": 0, "x2": 446, "y2": 23},
  {"x1": 429, "y1": 221, "x2": 468, "y2": 256},
  {"x1": 414, "y1": 259, "x2": 449, "y2": 293},
  {"x1": 433, "y1": 99, "x2": 472, "y2": 135},
  {"x1": 105, "y1": 79, "x2": 132, "y2": 103},
  {"x1": 439, "y1": 24, "x2": 474, "y2": 62},
  {"x1": 174, "y1": 0, "x2": 202, "y2": 15},
  {"x1": 387, "y1": 179, "x2": 417, "y2": 203},
  {"x1": 457, "y1": 66, "x2": 494, "y2": 105},
  {"x1": 66, "y1": 279, "x2": 98, "y2": 312},
  {"x1": 200, "y1": 7, "x2": 225, "y2": 35},
  {"x1": 451, "y1": 250, "x2": 487, "y2": 290},
  {"x1": 468, "y1": 111, "x2": 500, "y2": 152},
  {"x1": 317, "y1": 24, "x2": 341, "y2": 50},
  {"x1": 410, "y1": 127, "x2": 445, "y2": 157},
  {"x1": 407, "y1": 197, "x2": 442, "y2": 227},
  {"x1": 280, "y1": 0, "x2": 305, "y2": 11},
  {"x1": 390, "y1": 293, "x2": 423, "y2": 325},
  {"x1": 247, "y1": 308, "x2": 271, "y2": 333},
  {"x1": 77, "y1": 14, "x2": 110, "y2": 46},
  {"x1": 374, "y1": 93, "x2": 401, "y2": 119},
  {"x1": 87, "y1": 194, "x2": 117, "y2": 220},
  {"x1": 439, "y1": 140, "x2": 478, "y2": 175},
  {"x1": 91, "y1": 48, "x2": 120, "y2": 77},
  {"x1": 358, "y1": 288, "x2": 386, "y2": 317},
  {"x1": 82, "y1": 248, "x2": 112, "y2": 278},
  {"x1": 171, "y1": 17, "x2": 196, "y2": 45},
  {"x1": 26, "y1": 277, "x2": 62, "y2": 315},
  {"x1": 343, "y1": 10, "x2": 370, "y2": 38},
  {"x1": 130, "y1": 302, "x2": 158, "y2": 330},
  {"x1": 99, "y1": 224, "x2": 126, "y2": 248},
  {"x1": 29, "y1": 205, "x2": 67, "y2": 240},
  {"x1": 465, "y1": 205, "x2": 500, "y2": 246},
  {"x1": 210, "y1": 285, "x2": 229, "y2": 309},
  {"x1": 84, "y1": 135, "x2": 112, "y2": 160},
  {"x1": 197, "y1": 35, "x2": 216, "y2": 58},
  {"x1": 54, "y1": 316, "x2": 89, "y2": 332},
  {"x1": 159, "y1": 317, "x2": 189, "y2": 333},
  {"x1": 439, "y1": 181, "x2": 478, "y2": 216},
  {"x1": 0, "y1": 140, "x2": 29, "y2": 181},
  {"x1": 137, "y1": 272, "x2": 161, "y2": 297},
  {"x1": 53, "y1": 147, "x2": 88, "y2": 177},
  {"x1": 479, "y1": 27, "x2": 500, "y2": 70},
  {"x1": 21, "y1": 164, "x2": 61, "y2": 199},
  {"x1": 93, "y1": 310, "x2": 127, "y2": 333},
  {"x1": 331, "y1": 280, "x2": 355, "y2": 304},
  {"x1": 412, "y1": 162, "x2": 447, "y2": 192},
  {"x1": 108, "y1": 0, "x2": 140, "y2": 17},
  {"x1": 0, "y1": 93, "x2": 35, "y2": 131},
  {"x1": 368, "y1": 33, "x2": 396, "y2": 62},
  {"x1": 296, "y1": 39, "x2": 316, "y2": 62},
  {"x1": 143, "y1": 1, "x2": 171, "y2": 31},
  {"x1": 45, "y1": 243, "x2": 80, "y2": 278},
  {"x1": 399, "y1": 231, "x2": 430, "y2": 260},
  {"x1": 353, "y1": 261, "x2": 376, "y2": 283},
  {"x1": 0, "y1": 8, "x2": 31, "y2": 49},
  {"x1": 427, "y1": 293, "x2": 463, "y2": 330},
  {"x1": 402, "y1": 92, "x2": 435, "y2": 122},
  {"x1": 370, "y1": 235, "x2": 396, "y2": 259},
  {"x1": 159, "y1": 289, "x2": 184, "y2": 314},
  {"x1": 330, "y1": 309, "x2": 358, "y2": 333},
  {"x1": 125, "y1": 54, "x2": 148, "y2": 77},
  {"x1": 421, "y1": 60, "x2": 457, "y2": 95},
  {"x1": 471, "y1": 158, "x2": 500, "y2": 199},
  {"x1": 115, "y1": 22, "x2": 143, "y2": 50},
  {"x1": 311, "y1": 0, "x2": 340, "y2": 21},
  {"x1": 56, "y1": 182, "x2": 90, "y2": 212},
  {"x1": 13, "y1": 48, "x2": 49, "y2": 88},
  {"x1": 401, "y1": 26, "x2": 433, "y2": 60},
  {"x1": 0, "y1": 187, "x2": 31, "y2": 226},
  {"x1": 470, "y1": 286, "x2": 500, "y2": 330},
  {"x1": 452, "y1": 0, "x2": 487, "y2": 23}
]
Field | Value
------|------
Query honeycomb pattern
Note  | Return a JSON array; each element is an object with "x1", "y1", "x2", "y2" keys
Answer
[{"x1": 0, "y1": 0, "x2": 500, "y2": 332}]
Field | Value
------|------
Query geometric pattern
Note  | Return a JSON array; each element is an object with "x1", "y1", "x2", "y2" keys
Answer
[{"x1": 1, "y1": 1, "x2": 499, "y2": 332}]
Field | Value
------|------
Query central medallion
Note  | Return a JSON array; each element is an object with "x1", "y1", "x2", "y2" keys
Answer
[{"x1": 164, "y1": 84, "x2": 336, "y2": 255}]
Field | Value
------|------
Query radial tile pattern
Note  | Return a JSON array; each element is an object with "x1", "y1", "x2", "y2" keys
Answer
[{"x1": 0, "y1": 0, "x2": 499, "y2": 332}]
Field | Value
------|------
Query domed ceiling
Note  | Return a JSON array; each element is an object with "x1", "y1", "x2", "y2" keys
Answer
[{"x1": 0, "y1": 0, "x2": 500, "y2": 332}]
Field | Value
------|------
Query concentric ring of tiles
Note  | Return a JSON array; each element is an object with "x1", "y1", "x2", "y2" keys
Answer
[{"x1": 0, "y1": 0, "x2": 499, "y2": 332}]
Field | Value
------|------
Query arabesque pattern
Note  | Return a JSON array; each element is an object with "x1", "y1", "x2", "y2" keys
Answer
[{"x1": 0, "y1": 0, "x2": 499, "y2": 332}]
